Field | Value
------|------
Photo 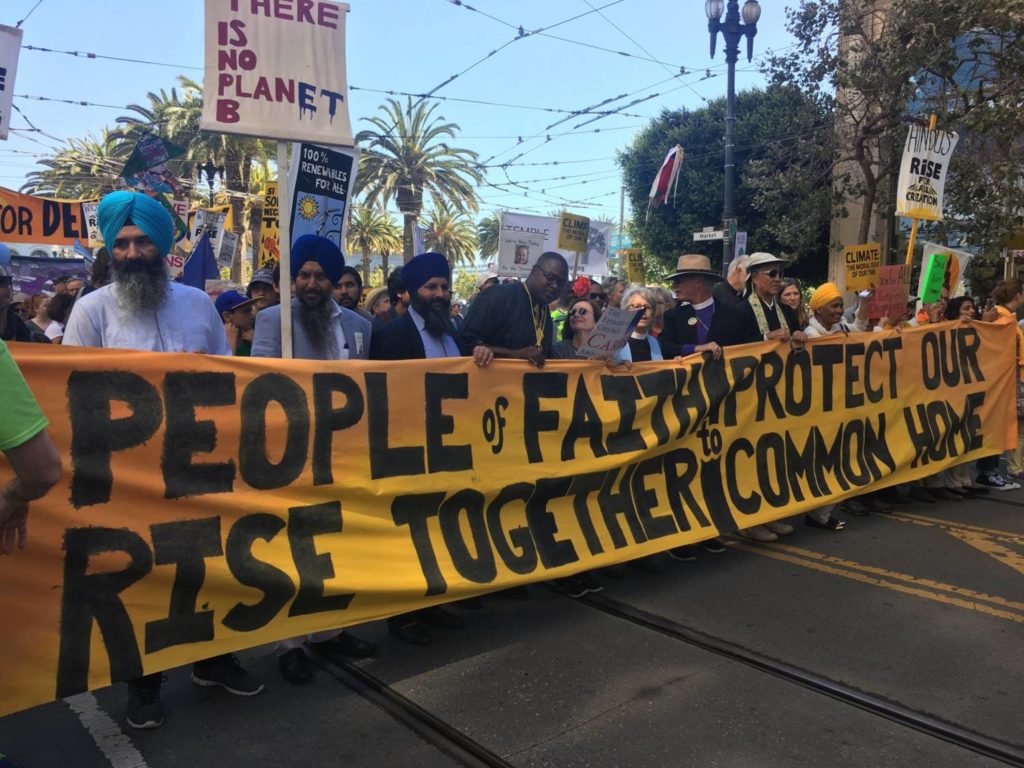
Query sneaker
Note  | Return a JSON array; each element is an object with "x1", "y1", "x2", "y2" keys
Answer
[
  {"x1": 700, "y1": 537, "x2": 727, "y2": 554},
  {"x1": 976, "y1": 473, "x2": 1021, "y2": 491},
  {"x1": 764, "y1": 521, "x2": 794, "y2": 536},
  {"x1": 125, "y1": 675, "x2": 165, "y2": 730},
  {"x1": 738, "y1": 525, "x2": 777, "y2": 543},
  {"x1": 668, "y1": 545, "x2": 698, "y2": 562},
  {"x1": 191, "y1": 654, "x2": 265, "y2": 696},
  {"x1": 555, "y1": 573, "x2": 602, "y2": 598}
]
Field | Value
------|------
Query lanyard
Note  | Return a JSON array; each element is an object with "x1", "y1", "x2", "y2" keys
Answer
[{"x1": 522, "y1": 281, "x2": 545, "y2": 348}]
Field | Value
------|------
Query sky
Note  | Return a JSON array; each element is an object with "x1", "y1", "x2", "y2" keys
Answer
[{"x1": 2, "y1": 0, "x2": 797, "y2": 227}]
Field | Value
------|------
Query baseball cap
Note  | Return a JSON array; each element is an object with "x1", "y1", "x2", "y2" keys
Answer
[
  {"x1": 11, "y1": 292, "x2": 31, "y2": 305},
  {"x1": 215, "y1": 290, "x2": 256, "y2": 315},
  {"x1": 248, "y1": 268, "x2": 276, "y2": 292},
  {"x1": 477, "y1": 271, "x2": 499, "y2": 289}
]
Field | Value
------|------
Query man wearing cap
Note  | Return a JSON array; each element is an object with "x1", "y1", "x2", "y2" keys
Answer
[
  {"x1": 215, "y1": 290, "x2": 257, "y2": 356},
  {"x1": 0, "y1": 267, "x2": 34, "y2": 343},
  {"x1": 712, "y1": 254, "x2": 750, "y2": 307},
  {"x1": 370, "y1": 252, "x2": 492, "y2": 645},
  {"x1": 250, "y1": 235, "x2": 377, "y2": 684},
  {"x1": 246, "y1": 267, "x2": 279, "y2": 312},
  {"x1": 334, "y1": 265, "x2": 372, "y2": 322},
  {"x1": 11, "y1": 293, "x2": 32, "y2": 324},
  {"x1": 62, "y1": 190, "x2": 258, "y2": 730},
  {"x1": 251, "y1": 235, "x2": 371, "y2": 360},
  {"x1": 460, "y1": 252, "x2": 568, "y2": 367}
]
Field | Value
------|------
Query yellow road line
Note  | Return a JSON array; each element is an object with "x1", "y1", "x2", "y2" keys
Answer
[
  {"x1": 944, "y1": 529, "x2": 1024, "y2": 577},
  {"x1": 732, "y1": 542, "x2": 1024, "y2": 624},
  {"x1": 889, "y1": 512, "x2": 1024, "y2": 543}
]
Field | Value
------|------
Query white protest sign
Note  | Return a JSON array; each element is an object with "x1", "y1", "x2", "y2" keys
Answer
[
  {"x1": 191, "y1": 209, "x2": 228, "y2": 254},
  {"x1": 0, "y1": 24, "x2": 23, "y2": 141},
  {"x1": 896, "y1": 125, "x2": 959, "y2": 222},
  {"x1": 217, "y1": 230, "x2": 240, "y2": 270},
  {"x1": 496, "y1": 227, "x2": 546, "y2": 280},
  {"x1": 81, "y1": 201, "x2": 102, "y2": 245},
  {"x1": 200, "y1": 0, "x2": 353, "y2": 145},
  {"x1": 576, "y1": 307, "x2": 643, "y2": 359},
  {"x1": 500, "y1": 212, "x2": 611, "y2": 276}
]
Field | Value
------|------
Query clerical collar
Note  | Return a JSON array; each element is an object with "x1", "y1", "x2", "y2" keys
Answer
[
  {"x1": 630, "y1": 331, "x2": 648, "y2": 340},
  {"x1": 758, "y1": 295, "x2": 776, "y2": 309},
  {"x1": 693, "y1": 297, "x2": 714, "y2": 310}
]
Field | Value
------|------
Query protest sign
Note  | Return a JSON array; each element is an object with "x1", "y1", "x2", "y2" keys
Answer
[
  {"x1": 0, "y1": 188, "x2": 94, "y2": 246},
  {"x1": 3, "y1": 320, "x2": 1017, "y2": 716},
  {"x1": 896, "y1": 125, "x2": 959, "y2": 222},
  {"x1": 868, "y1": 265, "x2": 912, "y2": 320},
  {"x1": 190, "y1": 208, "x2": 228, "y2": 254},
  {"x1": 501, "y1": 212, "x2": 612, "y2": 276},
  {"x1": 558, "y1": 212, "x2": 590, "y2": 252},
  {"x1": 7, "y1": 257, "x2": 87, "y2": 294},
  {"x1": 843, "y1": 242, "x2": 881, "y2": 291},
  {"x1": 287, "y1": 143, "x2": 358, "y2": 250},
  {"x1": 919, "y1": 241, "x2": 973, "y2": 297},
  {"x1": 497, "y1": 229, "x2": 545, "y2": 280},
  {"x1": 120, "y1": 134, "x2": 184, "y2": 195},
  {"x1": 81, "y1": 201, "x2": 101, "y2": 245},
  {"x1": 218, "y1": 230, "x2": 240, "y2": 270},
  {"x1": 258, "y1": 181, "x2": 280, "y2": 268},
  {"x1": 623, "y1": 248, "x2": 645, "y2": 284},
  {"x1": 200, "y1": 0, "x2": 353, "y2": 145},
  {"x1": 576, "y1": 306, "x2": 643, "y2": 359},
  {"x1": 919, "y1": 252, "x2": 950, "y2": 304},
  {"x1": 0, "y1": 24, "x2": 23, "y2": 141}
]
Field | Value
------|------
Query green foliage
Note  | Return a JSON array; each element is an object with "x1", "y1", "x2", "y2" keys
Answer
[
  {"x1": 476, "y1": 211, "x2": 501, "y2": 260},
  {"x1": 422, "y1": 199, "x2": 479, "y2": 267},
  {"x1": 619, "y1": 85, "x2": 832, "y2": 282},
  {"x1": 347, "y1": 205, "x2": 402, "y2": 284},
  {"x1": 451, "y1": 268, "x2": 480, "y2": 302}
]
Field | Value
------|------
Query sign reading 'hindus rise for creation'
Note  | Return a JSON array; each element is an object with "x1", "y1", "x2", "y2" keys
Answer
[
  {"x1": 1, "y1": 320, "x2": 1017, "y2": 716},
  {"x1": 200, "y1": 0, "x2": 353, "y2": 145}
]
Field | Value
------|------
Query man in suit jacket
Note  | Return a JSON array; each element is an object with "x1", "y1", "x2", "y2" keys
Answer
[
  {"x1": 658, "y1": 254, "x2": 760, "y2": 360},
  {"x1": 252, "y1": 235, "x2": 371, "y2": 360},
  {"x1": 251, "y1": 235, "x2": 377, "y2": 685},
  {"x1": 370, "y1": 252, "x2": 492, "y2": 645}
]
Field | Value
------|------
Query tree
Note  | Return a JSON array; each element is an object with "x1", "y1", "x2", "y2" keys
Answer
[
  {"x1": 346, "y1": 205, "x2": 402, "y2": 284},
  {"x1": 766, "y1": 0, "x2": 1024, "y2": 264},
  {"x1": 619, "y1": 85, "x2": 833, "y2": 281},
  {"x1": 477, "y1": 211, "x2": 501, "y2": 260},
  {"x1": 355, "y1": 97, "x2": 483, "y2": 263},
  {"x1": 21, "y1": 128, "x2": 128, "y2": 198},
  {"x1": 422, "y1": 199, "x2": 479, "y2": 267}
]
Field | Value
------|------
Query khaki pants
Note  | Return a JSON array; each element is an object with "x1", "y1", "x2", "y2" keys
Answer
[{"x1": 1007, "y1": 420, "x2": 1024, "y2": 476}]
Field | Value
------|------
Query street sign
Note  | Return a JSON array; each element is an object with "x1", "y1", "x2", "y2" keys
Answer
[{"x1": 693, "y1": 228, "x2": 724, "y2": 242}]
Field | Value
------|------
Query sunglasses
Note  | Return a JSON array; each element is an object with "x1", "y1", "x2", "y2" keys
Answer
[
  {"x1": 589, "y1": 292, "x2": 607, "y2": 302},
  {"x1": 533, "y1": 266, "x2": 567, "y2": 288},
  {"x1": 569, "y1": 307, "x2": 592, "y2": 317},
  {"x1": 756, "y1": 269, "x2": 783, "y2": 279}
]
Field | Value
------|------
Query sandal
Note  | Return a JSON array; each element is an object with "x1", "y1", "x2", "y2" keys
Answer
[{"x1": 804, "y1": 514, "x2": 846, "y2": 531}]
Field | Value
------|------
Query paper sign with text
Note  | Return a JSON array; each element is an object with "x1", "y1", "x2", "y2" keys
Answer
[
  {"x1": 896, "y1": 125, "x2": 959, "y2": 221},
  {"x1": 868, "y1": 265, "x2": 912, "y2": 320},
  {"x1": 919, "y1": 253, "x2": 951, "y2": 304},
  {"x1": 258, "y1": 181, "x2": 280, "y2": 268},
  {"x1": 557, "y1": 212, "x2": 590, "y2": 251},
  {"x1": 576, "y1": 306, "x2": 643, "y2": 359},
  {"x1": 497, "y1": 229, "x2": 546, "y2": 280},
  {"x1": 843, "y1": 242, "x2": 881, "y2": 291},
  {"x1": 287, "y1": 143, "x2": 359, "y2": 252}
]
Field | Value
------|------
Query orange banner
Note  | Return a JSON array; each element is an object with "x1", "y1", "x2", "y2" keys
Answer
[
  {"x1": 0, "y1": 187, "x2": 95, "y2": 246},
  {"x1": 0, "y1": 320, "x2": 1017, "y2": 716}
]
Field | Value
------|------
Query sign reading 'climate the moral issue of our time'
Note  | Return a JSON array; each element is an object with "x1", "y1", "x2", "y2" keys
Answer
[
  {"x1": 1, "y1": 321, "x2": 1017, "y2": 717},
  {"x1": 200, "y1": 0, "x2": 353, "y2": 145},
  {"x1": 843, "y1": 242, "x2": 881, "y2": 292}
]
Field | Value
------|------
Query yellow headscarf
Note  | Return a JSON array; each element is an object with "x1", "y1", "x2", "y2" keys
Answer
[{"x1": 809, "y1": 282, "x2": 843, "y2": 311}]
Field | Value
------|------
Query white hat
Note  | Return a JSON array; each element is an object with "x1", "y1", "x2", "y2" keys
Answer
[
  {"x1": 745, "y1": 252, "x2": 790, "y2": 271},
  {"x1": 477, "y1": 271, "x2": 499, "y2": 289}
]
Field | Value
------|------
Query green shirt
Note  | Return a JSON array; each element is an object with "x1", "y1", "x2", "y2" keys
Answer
[{"x1": 0, "y1": 340, "x2": 48, "y2": 451}]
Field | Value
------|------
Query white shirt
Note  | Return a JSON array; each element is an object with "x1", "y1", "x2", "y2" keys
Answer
[
  {"x1": 63, "y1": 282, "x2": 231, "y2": 355},
  {"x1": 407, "y1": 306, "x2": 460, "y2": 358},
  {"x1": 804, "y1": 314, "x2": 868, "y2": 338},
  {"x1": 44, "y1": 320, "x2": 64, "y2": 342}
]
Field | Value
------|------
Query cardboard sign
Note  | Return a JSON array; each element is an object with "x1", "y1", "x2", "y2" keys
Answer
[
  {"x1": 734, "y1": 231, "x2": 747, "y2": 257},
  {"x1": 500, "y1": 211, "x2": 611, "y2": 276},
  {"x1": 496, "y1": 230, "x2": 545, "y2": 280},
  {"x1": 896, "y1": 125, "x2": 959, "y2": 222},
  {"x1": 0, "y1": 24, "x2": 23, "y2": 141},
  {"x1": 843, "y1": 242, "x2": 881, "y2": 291},
  {"x1": 287, "y1": 143, "x2": 359, "y2": 252},
  {"x1": 218, "y1": 230, "x2": 240, "y2": 270},
  {"x1": 918, "y1": 252, "x2": 950, "y2": 304},
  {"x1": 258, "y1": 181, "x2": 280, "y2": 268},
  {"x1": 577, "y1": 306, "x2": 643, "y2": 359},
  {"x1": 868, "y1": 265, "x2": 911, "y2": 320},
  {"x1": 200, "y1": 0, "x2": 353, "y2": 145},
  {"x1": 557, "y1": 212, "x2": 590, "y2": 251},
  {"x1": 622, "y1": 248, "x2": 645, "y2": 284},
  {"x1": 190, "y1": 209, "x2": 228, "y2": 254}
]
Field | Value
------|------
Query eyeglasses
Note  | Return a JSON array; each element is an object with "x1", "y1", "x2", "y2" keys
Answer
[
  {"x1": 756, "y1": 269, "x2": 782, "y2": 279},
  {"x1": 533, "y1": 266, "x2": 567, "y2": 288},
  {"x1": 569, "y1": 307, "x2": 592, "y2": 317},
  {"x1": 626, "y1": 303, "x2": 652, "y2": 313},
  {"x1": 589, "y1": 292, "x2": 607, "y2": 302}
]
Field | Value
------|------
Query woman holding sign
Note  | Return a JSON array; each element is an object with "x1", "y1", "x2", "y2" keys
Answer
[{"x1": 552, "y1": 297, "x2": 603, "y2": 359}]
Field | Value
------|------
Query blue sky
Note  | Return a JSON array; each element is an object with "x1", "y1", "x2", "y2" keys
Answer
[{"x1": 2, "y1": 0, "x2": 796, "y2": 225}]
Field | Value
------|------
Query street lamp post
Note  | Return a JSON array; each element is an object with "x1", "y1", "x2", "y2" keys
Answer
[{"x1": 705, "y1": 0, "x2": 760, "y2": 273}]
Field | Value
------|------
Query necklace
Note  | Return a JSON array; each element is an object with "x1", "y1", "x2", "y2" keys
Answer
[{"x1": 522, "y1": 281, "x2": 545, "y2": 348}]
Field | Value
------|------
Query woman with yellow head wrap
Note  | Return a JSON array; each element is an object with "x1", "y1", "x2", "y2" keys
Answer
[{"x1": 804, "y1": 282, "x2": 870, "y2": 338}]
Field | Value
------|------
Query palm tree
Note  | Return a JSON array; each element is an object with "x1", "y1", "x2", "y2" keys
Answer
[
  {"x1": 355, "y1": 97, "x2": 482, "y2": 263},
  {"x1": 476, "y1": 211, "x2": 501, "y2": 261},
  {"x1": 347, "y1": 205, "x2": 402, "y2": 284},
  {"x1": 21, "y1": 128, "x2": 128, "y2": 197},
  {"x1": 422, "y1": 199, "x2": 479, "y2": 267}
]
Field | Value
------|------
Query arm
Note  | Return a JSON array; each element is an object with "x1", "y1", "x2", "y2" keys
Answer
[{"x1": 2, "y1": 429, "x2": 62, "y2": 554}]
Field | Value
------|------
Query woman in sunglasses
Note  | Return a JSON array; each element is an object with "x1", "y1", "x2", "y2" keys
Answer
[
  {"x1": 552, "y1": 296, "x2": 604, "y2": 359},
  {"x1": 616, "y1": 286, "x2": 664, "y2": 362}
]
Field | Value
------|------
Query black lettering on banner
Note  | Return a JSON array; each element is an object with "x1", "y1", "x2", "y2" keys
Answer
[
  {"x1": 561, "y1": 376, "x2": 608, "y2": 461},
  {"x1": 670, "y1": 364, "x2": 708, "y2": 437},
  {"x1": 882, "y1": 337, "x2": 902, "y2": 397},
  {"x1": 486, "y1": 483, "x2": 539, "y2": 573},
  {"x1": 844, "y1": 343, "x2": 866, "y2": 408},
  {"x1": 312, "y1": 373, "x2": 364, "y2": 486},
  {"x1": 784, "y1": 430, "x2": 820, "y2": 500},
  {"x1": 863, "y1": 341, "x2": 884, "y2": 404},
  {"x1": 366, "y1": 372, "x2": 425, "y2": 479},
  {"x1": 701, "y1": 455, "x2": 739, "y2": 532},
  {"x1": 162, "y1": 372, "x2": 236, "y2": 499},
  {"x1": 840, "y1": 421, "x2": 871, "y2": 486},
  {"x1": 439, "y1": 490, "x2": 497, "y2": 583},
  {"x1": 392, "y1": 492, "x2": 447, "y2": 595},
  {"x1": 962, "y1": 392, "x2": 985, "y2": 452},
  {"x1": 631, "y1": 455, "x2": 677, "y2": 540},
  {"x1": 568, "y1": 471, "x2": 607, "y2": 555},
  {"x1": 239, "y1": 373, "x2": 309, "y2": 490},
  {"x1": 287, "y1": 502, "x2": 354, "y2": 616},
  {"x1": 754, "y1": 352, "x2": 785, "y2": 421},
  {"x1": 223, "y1": 514, "x2": 296, "y2": 632},
  {"x1": 725, "y1": 439, "x2": 759, "y2": 516},
  {"x1": 523, "y1": 372, "x2": 567, "y2": 463},
  {"x1": 57, "y1": 528, "x2": 153, "y2": 698},
  {"x1": 756, "y1": 433, "x2": 789, "y2": 507},
  {"x1": 597, "y1": 464, "x2": 646, "y2": 548},
  {"x1": 811, "y1": 344, "x2": 843, "y2": 411},
  {"x1": 812, "y1": 427, "x2": 850, "y2": 494},
  {"x1": 957, "y1": 327, "x2": 983, "y2": 384},
  {"x1": 425, "y1": 373, "x2": 472, "y2": 473},
  {"x1": 637, "y1": 370, "x2": 676, "y2": 446},
  {"x1": 921, "y1": 332, "x2": 941, "y2": 391},
  {"x1": 784, "y1": 351, "x2": 812, "y2": 416},
  {"x1": 527, "y1": 477, "x2": 578, "y2": 568},
  {"x1": 701, "y1": 356, "x2": 732, "y2": 425},
  {"x1": 68, "y1": 372, "x2": 163, "y2": 508},
  {"x1": 662, "y1": 448, "x2": 708, "y2": 531},
  {"x1": 722, "y1": 355, "x2": 758, "y2": 427},
  {"x1": 863, "y1": 415, "x2": 895, "y2": 480},
  {"x1": 601, "y1": 376, "x2": 646, "y2": 454},
  {"x1": 145, "y1": 517, "x2": 223, "y2": 653}
]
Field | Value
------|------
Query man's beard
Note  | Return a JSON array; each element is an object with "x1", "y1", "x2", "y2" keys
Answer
[
  {"x1": 411, "y1": 294, "x2": 451, "y2": 338},
  {"x1": 113, "y1": 257, "x2": 169, "y2": 314},
  {"x1": 298, "y1": 293, "x2": 339, "y2": 357}
]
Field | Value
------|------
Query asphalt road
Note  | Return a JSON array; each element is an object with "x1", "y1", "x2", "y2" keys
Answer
[{"x1": 2, "y1": 488, "x2": 1023, "y2": 768}]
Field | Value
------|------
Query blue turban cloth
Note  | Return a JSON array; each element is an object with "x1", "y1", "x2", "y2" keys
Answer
[
  {"x1": 97, "y1": 191, "x2": 175, "y2": 257},
  {"x1": 291, "y1": 235, "x2": 345, "y2": 285},
  {"x1": 402, "y1": 252, "x2": 450, "y2": 296}
]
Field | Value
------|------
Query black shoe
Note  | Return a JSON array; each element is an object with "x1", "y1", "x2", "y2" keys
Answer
[
  {"x1": 555, "y1": 574, "x2": 591, "y2": 598},
  {"x1": 388, "y1": 620, "x2": 432, "y2": 646},
  {"x1": 878, "y1": 488, "x2": 912, "y2": 505},
  {"x1": 192, "y1": 654, "x2": 264, "y2": 696},
  {"x1": 840, "y1": 499, "x2": 871, "y2": 516},
  {"x1": 907, "y1": 487, "x2": 937, "y2": 503},
  {"x1": 125, "y1": 674, "x2": 165, "y2": 730},
  {"x1": 311, "y1": 632, "x2": 377, "y2": 662},
  {"x1": 668, "y1": 545, "x2": 698, "y2": 562},
  {"x1": 862, "y1": 496, "x2": 894, "y2": 514},
  {"x1": 700, "y1": 537, "x2": 727, "y2": 554},
  {"x1": 422, "y1": 607, "x2": 465, "y2": 630},
  {"x1": 927, "y1": 488, "x2": 962, "y2": 502},
  {"x1": 804, "y1": 514, "x2": 846, "y2": 531},
  {"x1": 628, "y1": 556, "x2": 664, "y2": 574},
  {"x1": 278, "y1": 648, "x2": 314, "y2": 685}
]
